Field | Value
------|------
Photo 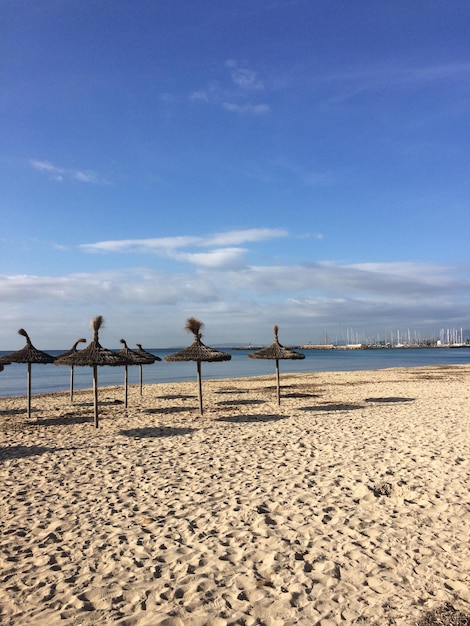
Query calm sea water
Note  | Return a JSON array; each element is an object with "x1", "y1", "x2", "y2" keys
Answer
[{"x1": 0, "y1": 347, "x2": 469, "y2": 398}]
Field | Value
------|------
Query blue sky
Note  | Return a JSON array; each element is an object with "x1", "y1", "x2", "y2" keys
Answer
[{"x1": 1, "y1": 0, "x2": 469, "y2": 349}]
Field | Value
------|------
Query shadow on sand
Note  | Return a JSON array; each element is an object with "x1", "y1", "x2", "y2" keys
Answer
[
  {"x1": 283, "y1": 392, "x2": 322, "y2": 399},
  {"x1": 0, "y1": 444, "x2": 52, "y2": 461},
  {"x1": 299, "y1": 403, "x2": 365, "y2": 412},
  {"x1": 216, "y1": 399, "x2": 266, "y2": 407},
  {"x1": 31, "y1": 414, "x2": 97, "y2": 426},
  {"x1": 72, "y1": 399, "x2": 125, "y2": 407},
  {"x1": 119, "y1": 426, "x2": 196, "y2": 438},
  {"x1": 216, "y1": 414, "x2": 288, "y2": 423},
  {"x1": 0, "y1": 407, "x2": 28, "y2": 416},
  {"x1": 156, "y1": 394, "x2": 197, "y2": 401},
  {"x1": 144, "y1": 406, "x2": 192, "y2": 415},
  {"x1": 365, "y1": 397, "x2": 415, "y2": 403}
]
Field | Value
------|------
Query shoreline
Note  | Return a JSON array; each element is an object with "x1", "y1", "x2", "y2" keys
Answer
[
  {"x1": 2, "y1": 346, "x2": 470, "y2": 400},
  {"x1": 1, "y1": 365, "x2": 469, "y2": 625}
]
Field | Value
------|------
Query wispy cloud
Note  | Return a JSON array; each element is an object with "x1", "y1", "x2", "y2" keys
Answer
[
  {"x1": 225, "y1": 59, "x2": 265, "y2": 91},
  {"x1": 189, "y1": 90, "x2": 209, "y2": 102},
  {"x1": 171, "y1": 248, "x2": 247, "y2": 269},
  {"x1": 1, "y1": 262, "x2": 464, "y2": 307},
  {"x1": 79, "y1": 228, "x2": 288, "y2": 268},
  {"x1": 343, "y1": 61, "x2": 470, "y2": 87},
  {"x1": 189, "y1": 60, "x2": 270, "y2": 115},
  {"x1": 1, "y1": 259, "x2": 468, "y2": 347},
  {"x1": 0, "y1": 269, "x2": 218, "y2": 307},
  {"x1": 270, "y1": 156, "x2": 337, "y2": 186},
  {"x1": 318, "y1": 61, "x2": 470, "y2": 107},
  {"x1": 223, "y1": 102, "x2": 270, "y2": 114},
  {"x1": 229, "y1": 67, "x2": 264, "y2": 90},
  {"x1": 30, "y1": 160, "x2": 104, "y2": 184}
]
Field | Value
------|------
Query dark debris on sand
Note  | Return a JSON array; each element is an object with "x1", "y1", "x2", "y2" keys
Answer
[{"x1": 415, "y1": 603, "x2": 470, "y2": 626}]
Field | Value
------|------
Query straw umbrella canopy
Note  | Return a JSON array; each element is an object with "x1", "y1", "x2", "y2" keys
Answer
[
  {"x1": 54, "y1": 316, "x2": 126, "y2": 428},
  {"x1": 165, "y1": 317, "x2": 231, "y2": 415},
  {"x1": 0, "y1": 328, "x2": 55, "y2": 419},
  {"x1": 248, "y1": 325, "x2": 305, "y2": 405},
  {"x1": 135, "y1": 343, "x2": 161, "y2": 396},
  {"x1": 117, "y1": 339, "x2": 156, "y2": 408},
  {"x1": 54, "y1": 338, "x2": 86, "y2": 402}
]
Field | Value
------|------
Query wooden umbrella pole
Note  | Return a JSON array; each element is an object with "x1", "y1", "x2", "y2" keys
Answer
[
  {"x1": 93, "y1": 365, "x2": 99, "y2": 428},
  {"x1": 27, "y1": 362, "x2": 32, "y2": 419},
  {"x1": 70, "y1": 366, "x2": 74, "y2": 403},
  {"x1": 139, "y1": 365, "x2": 143, "y2": 396},
  {"x1": 124, "y1": 365, "x2": 129, "y2": 408},
  {"x1": 275, "y1": 359, "x2": 281, "y2": 406},
  {"x1": 197, "y1": 360, "x2": 203, "y2": 415}
]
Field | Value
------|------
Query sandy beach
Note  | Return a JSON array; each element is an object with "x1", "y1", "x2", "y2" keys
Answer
[{"x1": 0, "y1": 365, "x2": 469, "y2": 626}]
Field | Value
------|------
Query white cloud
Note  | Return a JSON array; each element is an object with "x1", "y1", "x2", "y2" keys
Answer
[
  {"x1": 230, "y1": 261, "x2": 465, "y2": 296},
  {"x1": 317, "y1": 61, "x2": 470, "y2": 108},
  {"x1": 30, "y1": 159, "x2": 104, "y2": 184},
  {"x1": 190, "y1": 61, "x2": 270, "y2": 115},
  {"x1": 79, "y1": 228, "x2": 289, "y2": 268},
  {"x1": 75, "y1": 233, "x2": 467, "y2": 300},
  {"x1": 30, "y1": 160, "x2": 65, "y2": 181},
  {"x1": 80, "y1": 236, "x2": 198, "y2": 254},
  {"x1": 347, "y1": 262, "x2": 462, "y2": 290},
  {"x1": 204, "y1": 228, "x2": 287, "y2": 246},
  {"x1": 1, "y1": 259, "x2": 468, "y2": 348},
  {"x1": 190, "y1": 90, "x2": 209, "y2": 102},
  {"x1": 73, "y1": 170, "x2": 99, "y2": 183},
  {"x1": 223, "y1": 102, "x2": 270, "y2": 114},
  {"x1": 354, "y1": 61, "x2": 470, "y2": 87},
  {"x1": 172, "y1": 247, "x2": 247, "y2": 269},
  {"x1": 230, "y1": 68, "x2": 263, "y2": 90},
  {"x1": 0, "y1": 269, "x2": 218, "y2": 307}
]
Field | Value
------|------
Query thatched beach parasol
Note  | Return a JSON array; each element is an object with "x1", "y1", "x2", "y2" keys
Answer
[
  {"x1": 55, "y1": 316, "x2": 125, "y2": 427},
  {"x1": 135, "y1": 343, "x2": 161, "y2": 396},
  {"x1": 0, "y1": 329, "x2": 55, "y2": 419},
  {"x1": 248, "y1": 325, "x2": 305, "y2": 405},
  {"x1": 117, "y1": 339, "x2": 157, "y2": 407},
  {"x1": 165, "y1": 317, "x2": 231, "y2": 415},
  {"x1": 54, "y1": 338, "x2": 86, "y2": 402}
]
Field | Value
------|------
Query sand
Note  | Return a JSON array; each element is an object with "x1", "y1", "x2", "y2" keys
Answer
[{"x1": 0, "y1": 365, "x2": 469, "y2": 626}]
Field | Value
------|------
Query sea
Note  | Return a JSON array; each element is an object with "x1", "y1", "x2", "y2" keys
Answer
[{"x1": 1, "y1": 347, "x2": 469, "y2": 399}]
